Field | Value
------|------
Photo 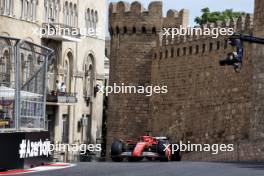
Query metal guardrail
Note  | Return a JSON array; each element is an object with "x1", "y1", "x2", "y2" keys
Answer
[{"x1": 47, "y1": 92, "x2": 78, "y2": 104}]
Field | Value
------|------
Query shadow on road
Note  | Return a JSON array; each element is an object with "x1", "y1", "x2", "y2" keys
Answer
[{"x1": 226, "y1": 162, "x2": 264, "y2": 171}]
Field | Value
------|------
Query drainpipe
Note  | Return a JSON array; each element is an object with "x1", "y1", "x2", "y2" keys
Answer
[{"x1": 72, "y1": 40, "x2": 78, "y2": 144}]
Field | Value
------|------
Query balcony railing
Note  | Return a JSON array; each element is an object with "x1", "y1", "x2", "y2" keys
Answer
[
  {"x1": 41, "y1": 23, "x2": 81, "y2": 42},
  {"x1": 47, "y1": 91, "x2": 78, "y2": 104}
]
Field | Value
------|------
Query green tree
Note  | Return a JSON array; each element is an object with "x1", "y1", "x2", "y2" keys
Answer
[{"x1": 195, "y1": 8, "x2": 246, "y2": 25}]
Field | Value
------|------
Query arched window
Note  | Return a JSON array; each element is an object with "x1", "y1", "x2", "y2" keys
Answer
[
  {"x1": 49, "y1": 3, "x2": 53, "y2": 21},
  {"x1": 94, "y1": 10, "x2": 98, "y2": 31},
  {"x1": 0, "y1": 50, "x2": 11, "y2": 86},
  {"x1": 24, "y1": 0, "x2": 28, "y2": 19},
  {"x1": 64, "y1": 60, "x2": 69, "y2": 91},
  {"x1": 27, "y1": 0, "x2": 31, "y2": 20},
  {"x1": 55, "y1": 0, "x2": 60, "y2": 23},
  {"x1": 195, "y1": 45, "x2": 199, "y2": 54},
  {"x1": 69, "y1": 2, "x2": 73, "y2": 26},
  {"x1": 7, "y1": 0, "x2": 13, "y2": 15},
  {"x1": 83, "y1": 54, "x2": 95, "y2": 99},
  {"x1": 32, "y1": 0, "x2": 38, "y2": 21},
  {"x1": 85, "y1": 8, "x2": 98, "y2": 35},
  {"x1": 95, "y1": 10, "x2": 98, "y2": 22},
  {"x1": 44, "y1": 0, "x2": 48, "y2": 22},
  {"x1": 74, "y1": 4, "x2": 77, "y2": 27},
  {"x1": 21, "y1": 54, "x2": 34, "y2": 84},
  {"x1": 91, "y1": 9, "x2": 94, "y2": 28},
  {"x1": 20, "y1": 0, "x2": 37, "y2": 21},
  {"x1": 64, "y1": 1, "x2": 69, "y2": 25},
  {"x1": 87, "y1": 8, "x2": 90, "y2": 28},
  {"x1": 0, "y1": 0, "x2": 5, "y2": 14},
  {"x1": 64, "y1": 52, "x2": 73, "y2": 92},
  {"x1": 1, "y1": 0, "x2": 13, "y2": 15}
]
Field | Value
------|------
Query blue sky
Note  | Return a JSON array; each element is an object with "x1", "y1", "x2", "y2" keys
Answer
[{"x1": 107, "y1": 0, "x2": 254, "y2": 26}]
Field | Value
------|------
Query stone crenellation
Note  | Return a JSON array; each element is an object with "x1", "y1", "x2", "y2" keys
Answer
[
  {"x1": 160, "y1": 14, "x2": 253, "y2": 47},
  {"x1": 109, "y1": 1, "x2": 189, "y2": 35},
  {"x1": 155, "y1": 14, "x2": 254, "y2": 61}
]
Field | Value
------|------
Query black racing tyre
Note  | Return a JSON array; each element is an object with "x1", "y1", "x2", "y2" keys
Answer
[
  {"x1": 111, "y1": 140, "x2": 125, "y2": 162},
  {"x1": 157, "y1": 140, "x2": 170, "y2": 162},
  {"x1": 171, "y1": 146, "x2": 181, "y2": 161}
]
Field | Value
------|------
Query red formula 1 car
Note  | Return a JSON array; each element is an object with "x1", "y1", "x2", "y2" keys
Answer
[{"x1": 110, "y1": 136, "x2": 181, "y2": 162}]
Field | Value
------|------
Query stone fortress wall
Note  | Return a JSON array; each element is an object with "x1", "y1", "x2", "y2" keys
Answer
[{"x1": 107, "y1": 0, "x2": 264, "y2": 161}]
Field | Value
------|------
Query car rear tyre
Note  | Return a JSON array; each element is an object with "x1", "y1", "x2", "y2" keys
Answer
[
  {"x1": 171, "y1": 149, "x2": 181, "y2": 161},
  {"x1": 111, "y1": 140, "x2": 125, "y2": 162},
  {"x1": 157, "y1": 140, "x2": 170, "y2": 162}
]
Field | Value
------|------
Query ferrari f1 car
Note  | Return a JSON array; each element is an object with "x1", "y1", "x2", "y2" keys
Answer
[{"x1": 110, "y1": 135, "x2": 181, "y2": 162}]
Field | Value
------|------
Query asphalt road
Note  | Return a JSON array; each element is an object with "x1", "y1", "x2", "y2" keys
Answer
[{"x1": 15, "y1": 162, "x2": 264, "y2": 176}]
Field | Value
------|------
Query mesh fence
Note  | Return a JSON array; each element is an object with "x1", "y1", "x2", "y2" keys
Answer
[{"x1": 0, "y1": 36, "x2": 53, "y2": 132}]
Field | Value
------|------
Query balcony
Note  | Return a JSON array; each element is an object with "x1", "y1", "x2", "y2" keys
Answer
[
  {"x1": 46, "y1": 92, "x2": 78, "y2": 106},
  {"x1": 41, "y1": 23, "x2": 81, "y2": 42}
]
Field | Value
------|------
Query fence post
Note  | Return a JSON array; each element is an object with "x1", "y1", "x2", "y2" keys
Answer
[
  {"x1": 43, "y1": 51, "x2": 53, "y2": 130},
  {"x1": 14, "y1": 40, "x2": 23, "y2": 131}
]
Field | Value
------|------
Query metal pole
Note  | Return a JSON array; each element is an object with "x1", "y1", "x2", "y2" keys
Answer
[
  {"x1": 15, "y1": 40, "x2": 24, "y2": 132},
  {"x1": 43, "y1": 51, "x2": 53, "y2": 130}
]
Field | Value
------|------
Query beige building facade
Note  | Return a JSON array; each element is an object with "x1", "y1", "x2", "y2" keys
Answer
[{"x1": 0, "y1": 0, "x2": 106, "y2": 161}]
